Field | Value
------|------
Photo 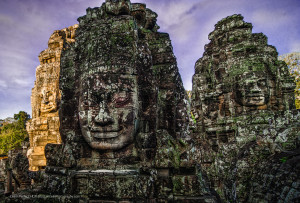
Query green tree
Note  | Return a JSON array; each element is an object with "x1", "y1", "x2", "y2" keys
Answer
[
  {"x1": 0, "y1": 111, "x2": 30, "y2": 155},
  {"x1": 14, "y1": 111, "x2": 30, "y2": 128}
]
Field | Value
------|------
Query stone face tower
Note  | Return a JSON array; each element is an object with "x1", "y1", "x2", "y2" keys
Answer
[
  {"x1": 9, "y1": 1, "x2": 219, "y2": 202},
  {"x1": 26, "y1": 25, "x2": 78, "y2": 171},
  {"x1": 192, "y1": 14, "x2": 299, "y2": 202}
]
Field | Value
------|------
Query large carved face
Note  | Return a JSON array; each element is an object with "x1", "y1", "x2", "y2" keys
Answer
[
  {"x1": 40, "y1": 89, "x2": 57, "y2": 113},
  {"x1": 78, "y1": 73, "x2": 138, "y2": 150},
  {"x1": 235, "y1": 72, "x2": 270, "y2": 106}
]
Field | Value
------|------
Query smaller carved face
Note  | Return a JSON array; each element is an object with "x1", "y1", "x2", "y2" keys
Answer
[
  {"x1": 235, "y1": 72, "x2": 270, "y2": 106},
  {"x1": 40, "y1": 89, "x2": 56, "y2": 113},
  {"x1": 78, "y1": 74, "x2": 138, "y2": 150}
]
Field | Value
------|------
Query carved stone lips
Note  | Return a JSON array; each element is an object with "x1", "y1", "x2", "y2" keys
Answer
[
  {"x1": 245, "y1": 95, "x2": 266, "y2": 105},
  {"x1": 247, "y1": 95, "x2": 265, "y2": 100},
  {"x1": 91, "y1": 125, "x2": 122, "y2": 132},
  {"x1": 41, "y1": 104, "x2": 56, "y2": 112},
  {"x1": 90, "y1": 126, "x2": 123, "y2": 139},
  {"x1": 92, "y1": 132, "x2": 119, "y2": 139}
]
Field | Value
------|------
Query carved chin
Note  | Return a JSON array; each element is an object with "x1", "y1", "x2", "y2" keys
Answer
[{"x1": 89, "y1": 140, "x2": 131, "y2": 150}]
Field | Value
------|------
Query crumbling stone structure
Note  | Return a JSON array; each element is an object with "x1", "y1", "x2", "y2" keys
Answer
[
  {"x1": 279, "y1": 52, "x2": 300, "y2": 109},
  {"x1": 7, "y1": 2, "x2": 300, "y2": 202},
  {"x1": 192, "y1": 14, "x2": 300, "y2": 202},
  {"x1": 26, "y1": 25, "x2": 77, "y2": 171},
  {"x1": 8, "y1": 145, "x2": 31, "y2": 192},
  {"x1": 0, "y1": 157, "x2": 7, "y2": 195},
  {"x1": 0, "y1": 143, "x2": 31, "y2": 198},
  {"x1": 7, "y1": 0, "x2": 219, "y2": 202}
]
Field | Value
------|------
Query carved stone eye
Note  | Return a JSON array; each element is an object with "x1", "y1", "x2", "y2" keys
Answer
[
  {"x1": 258, "y1": 80, "x2": 266, "y2": 87},
  {"x1": 91, "y1": 92, "x2": 104, "y2": 104},
  {"x1": 114, "y1": 92, "x2": 130, "y2": 107},
  {"x1": 116, "y1": 96, "x2": 129, "y2": 103}
]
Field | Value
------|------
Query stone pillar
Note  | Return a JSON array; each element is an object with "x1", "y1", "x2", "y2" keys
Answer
[
  {"x1": 26, "y1": 24, "x2": 78, "y2": 171},
  {"x1": 5, "y1": 169, "x2": 12, "y2": 196}
]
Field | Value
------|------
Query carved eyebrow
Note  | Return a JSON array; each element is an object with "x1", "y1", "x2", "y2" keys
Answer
[
  {"x1": 91, "y1": 91, "x2": 105, "y2": 98},
  {"x1": 118, "y1": 87, "x2": 133, "y2": 92}
]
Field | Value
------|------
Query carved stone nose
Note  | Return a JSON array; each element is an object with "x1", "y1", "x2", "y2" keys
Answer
[
  {"x1": 94, "y1": 101, "x2": 114, "y2": 125},
  {"x1": 42, "y1": 98, "x2": 49, "y2": 104},
  {"x1": 250, "y1": 83, "x2": 261, "y2": 94}
]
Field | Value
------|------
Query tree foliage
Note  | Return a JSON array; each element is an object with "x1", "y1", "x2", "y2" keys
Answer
[
  {"x1": 287, "y1": 67, "x2": 300, "y2": 109},
  {"x1": 0, "y1": 111, "x2": 30, "y2": 155}
]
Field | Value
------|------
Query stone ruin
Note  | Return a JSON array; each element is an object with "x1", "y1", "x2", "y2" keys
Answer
[
  {"x1": 0, "y1": 142, "x2": 31, "y2": 198},
  {"x1": 3, "y1": 2, "x2": 300, "y2": 203},
  {"x1": 26, "y1": 25, "x2": 78, "y2": 171},
  {"x1": 279, "y1": 52, "x2": 300, "y2": 108},
  {"x1": 6, "y1": 0, "x2": 219, "y2": 202},
  {"x1": 191, "y1": 14, "x2": 300, "y2": 202}
]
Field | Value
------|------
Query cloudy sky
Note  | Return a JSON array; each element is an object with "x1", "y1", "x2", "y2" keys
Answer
[{"x1": 0, "y1": 0, "x2": 299, "y2": 119}]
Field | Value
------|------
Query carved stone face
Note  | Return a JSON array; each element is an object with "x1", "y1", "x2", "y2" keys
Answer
[
  {"x1": 235, "y1": 72, "x2": 270, "y2": 106},
  {"x1": 40, "y1": 89, "x2": 56, "y2": 113},
  {"x1": 78, "y1": 73, "x2": 138, "y2": 150}
]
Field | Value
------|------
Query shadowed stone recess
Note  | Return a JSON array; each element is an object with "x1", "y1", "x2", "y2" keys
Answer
[{"x1": 191, "y1": 14, "x2": 300, "y2": 202}]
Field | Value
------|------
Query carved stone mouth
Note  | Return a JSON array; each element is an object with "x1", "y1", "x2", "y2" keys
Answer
[
  {"x1": 91, "y1": 126, "x2": 122, "y2": 132},
  {"x1": 41, "y1": 105, "x2": 56, "y2": 113},
  {"x1": 248, "y1": 93, "x2": 263, "y2": 96},
  {"x1": 249, "y1": 96, "x2": 265, "y2": 100},
  {"x1": 246, "y1": 94, "x2": 265, "y2": 99},
  {"x1": 92, "y1": 132, "x2": 119, "y2": 139},
  {"x1": 90, "y1": 126, "x2": 123, "y2": 139},
  {"x1": 245, "y1": 95, "x2": 266, "y2": 106}
]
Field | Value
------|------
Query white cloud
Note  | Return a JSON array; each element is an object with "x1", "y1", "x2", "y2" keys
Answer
[
  {"x1": 251, "y1": 8, "x2": 291, "y2": 30},
  {"x1": 12, "y1": 78, "x2": 32, "y2": 88},
  {"x1": 0, "y1": 80, "x2": 8, "y2": 89},
  {"x1": 289, "y1": 40, "x2": 300, "y2": 53},
  {"x1": 158, "y1": 2, "x2": 197, "y2": 28}
]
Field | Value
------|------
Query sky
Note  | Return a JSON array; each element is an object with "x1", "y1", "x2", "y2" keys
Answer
[{"x1": 0, "y1": 0, "x2": 299, "y2": 119}]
